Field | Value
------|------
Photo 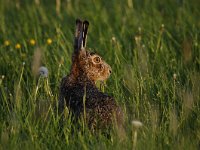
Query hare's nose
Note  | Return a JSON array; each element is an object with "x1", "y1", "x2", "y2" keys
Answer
[{"x1": 109, "y1": 69, "x2": 112, "y2": 74}]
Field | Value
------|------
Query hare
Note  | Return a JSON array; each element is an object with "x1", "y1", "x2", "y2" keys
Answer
[{"x1": 59, "y1": 19, "x2": 124, "y2": 132}]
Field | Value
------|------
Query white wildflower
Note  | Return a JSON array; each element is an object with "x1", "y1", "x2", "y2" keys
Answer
[
  {"x1": 132, "y1": 120, "x2": 143, "y2": 149},
  {"x1": 173, "y1": 73, "x2": 177, "y2": 80},
  {"x1": 132, "y1": 120, "x2": 143, "y2": 129},
  {"x1": 112, "y1": 36, "x2": 116, "y2": 42}
]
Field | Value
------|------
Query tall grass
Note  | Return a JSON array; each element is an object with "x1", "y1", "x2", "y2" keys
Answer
[{"x1": 0, "y1": 0, "x2": 200, "y2": 149}]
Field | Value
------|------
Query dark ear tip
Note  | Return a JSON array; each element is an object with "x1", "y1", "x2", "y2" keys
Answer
[{"x1": 83, "y1": 20, "x2": 89, "y2": 26}]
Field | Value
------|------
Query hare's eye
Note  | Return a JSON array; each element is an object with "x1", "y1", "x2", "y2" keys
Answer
[{"x1": 93, "y1": 56, "x2": 101, "y2": 63}]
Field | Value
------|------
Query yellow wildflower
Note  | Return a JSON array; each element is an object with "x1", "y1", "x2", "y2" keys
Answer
[
  {"x1": 29, "y1": 39, "x2": 36, "y2": 46},
  {"x1": 4, "y1": 40, "x2": 10, "y2": 46},
  {"x1": 47, "y1": 38, "x2": 52, "y2": 45},
  {"x1": 15, "y1": 43, "x2": 21, "y2": 49}
]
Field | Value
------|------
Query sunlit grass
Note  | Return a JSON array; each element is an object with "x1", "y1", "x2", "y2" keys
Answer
[{"x1": 0, "y1": 0, "x2": 200, "y2": 149}]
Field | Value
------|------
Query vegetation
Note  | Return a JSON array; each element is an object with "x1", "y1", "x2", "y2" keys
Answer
[{"x1": 0, "y1": 0, "x2": 199, "y2": 149}]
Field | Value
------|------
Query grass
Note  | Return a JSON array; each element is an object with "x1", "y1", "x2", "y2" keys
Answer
[{"x1": 0, "y1": 0, "x2": 200, "y2": 149}]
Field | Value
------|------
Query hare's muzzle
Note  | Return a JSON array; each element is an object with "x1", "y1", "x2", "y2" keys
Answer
[
  {"x1": 95, "y1": 62, "x2": 112, "y2": 81},
  {"x1": 105, "y1": 63, "x2": 112, "y2": 77},
  {"x1": 108, "y1": 66, "x2": 112, "y2": 74}
]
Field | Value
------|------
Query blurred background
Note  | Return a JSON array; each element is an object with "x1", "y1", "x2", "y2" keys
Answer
[{"x1": 0, "y1": 0, "x2": 200, "y2": 149}]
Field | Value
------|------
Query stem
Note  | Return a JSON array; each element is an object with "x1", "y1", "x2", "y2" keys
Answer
[
  {"x1": 173, "y1": 79, "x2": 176, "y2": 109},
  {"x1": 45, "y1": 78, "x2": 53, "y2": 97},
  {"x1": 83, "y1": 84, "x2": 87, "y2": 129},
  {"x1": 56, "y1": 0, "x2": 61, "y2": 15},
  {"x1": 16, "y1": 63, "x2": 25, "y2": 110},
  {"x1": 17, "y1": 64, "x2": 25, "y2": 94},
  {"x1": 100, "y1": 81, "x2": 105, "y2": 92},
  {"x1": 132, "y1": 130, "x2": 138, "y2": 150},
  {"x1": 34, "y1": 77, "x2": 41, "y2": 102},
  {"x1": 156, "y1": 29, "x2": 163, "y2": 53}
]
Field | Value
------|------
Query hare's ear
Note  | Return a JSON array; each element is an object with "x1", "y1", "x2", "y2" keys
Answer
[
  {"x1": 82, "y1": 20, "x2": 89, "y2": 48},
  {"x1": 74, "y1": 19, "x2": 83, "y2": 53}
]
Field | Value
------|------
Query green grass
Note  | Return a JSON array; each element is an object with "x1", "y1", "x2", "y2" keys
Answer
[{"x1": 0, "y1": 0, "x2": 200, "y2": 149}]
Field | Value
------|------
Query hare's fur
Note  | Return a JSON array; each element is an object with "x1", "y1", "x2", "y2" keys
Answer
[{"x1": 59, "y1": 19, "x2": 123, "y2": 131}]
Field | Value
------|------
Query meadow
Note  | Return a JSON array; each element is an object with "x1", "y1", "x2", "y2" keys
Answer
[{"x1": 0, "y1": 0, "x2": 200, "y2": 149}]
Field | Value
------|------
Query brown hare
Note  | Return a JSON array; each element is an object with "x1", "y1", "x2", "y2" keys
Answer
[{"x1": 59, "y1": 19, "x2": 124, "y2": 132}]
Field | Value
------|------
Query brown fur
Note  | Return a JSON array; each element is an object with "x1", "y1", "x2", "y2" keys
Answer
[
  {"x1": 58, "y1": 19, "x2": 124, "y2": 132},
  {"x1": 70, "y1": 50, "x2": 111, "y2": 83}
]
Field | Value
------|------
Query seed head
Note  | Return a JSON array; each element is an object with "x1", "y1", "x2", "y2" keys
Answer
[
  {"x1": 160, "y1": 24, "x2": 165, "y2": 32},
  {"x1": 135, "y1": 35, "x2": 141, "y2": 46},
  {"x1": 59, "y1": 57, "x2": 64, "y2": 65},
  {"x1": 132, "y1": 120, "x2": 143, "y2": 129},
  {"x1": 138, "y1": 27, "x2": 142, "y2": 33},
  {"x1": 38, "y1": 66, "x2": 48, "y2": 77},
  {"x1": 173, "y1": 73, "x2": 177, "y2": 80},
  {"x1": 111, "y1": 36, "x2": 116, "y2": 43}
]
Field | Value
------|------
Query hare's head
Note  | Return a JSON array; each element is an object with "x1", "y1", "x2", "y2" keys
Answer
[
  {"x1": 78, "y1": 50, "x2": 112, "y2": 81},
  {"x1": 71, "y1": 19, "x2": 112, "y2": 82}
]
